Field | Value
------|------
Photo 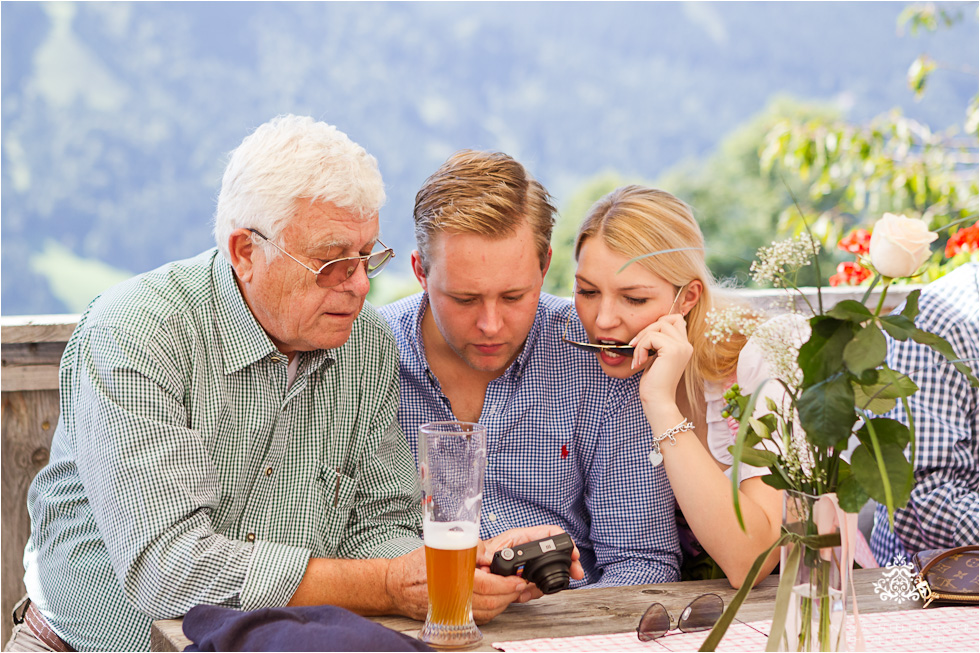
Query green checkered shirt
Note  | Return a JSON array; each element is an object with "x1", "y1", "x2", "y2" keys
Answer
[{"x1": 23, "y1": 249, "x2": 423, "y2": 651}]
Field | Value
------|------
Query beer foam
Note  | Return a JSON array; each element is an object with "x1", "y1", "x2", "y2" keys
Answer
[{"x1": 424, "y1": 521, "x2": 479, "y2": 550}]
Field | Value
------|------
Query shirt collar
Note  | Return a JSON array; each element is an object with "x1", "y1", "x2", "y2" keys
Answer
[
  {"x1": 211, "y1": 254, "x2": 338, "y2": 376},
  {"x1": 212, "y1": 252, "x2": 281, "y2": 375}
]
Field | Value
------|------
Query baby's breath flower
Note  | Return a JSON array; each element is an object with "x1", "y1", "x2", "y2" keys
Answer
[
  {"x1": 750, "y1": 233, "x2": 821, "y2": 287},
  {"x1": 751, "y1": 314, "x2": 810, "y2": 393},
  {"x1": 705, "y1": 306, "x2": 764, "y2": 344}
]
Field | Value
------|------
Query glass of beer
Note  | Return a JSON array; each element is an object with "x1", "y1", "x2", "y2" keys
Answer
[{"x1": 417, "y1": 421, "x2": 487, "y2": 649}]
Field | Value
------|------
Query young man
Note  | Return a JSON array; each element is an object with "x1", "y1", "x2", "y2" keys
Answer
[
  {"x1": 15, "y1": 119, "x2": 562, "y2": 652},
  {"x1": 381, "y1": 151, "x2": 681, "y2": 588}
]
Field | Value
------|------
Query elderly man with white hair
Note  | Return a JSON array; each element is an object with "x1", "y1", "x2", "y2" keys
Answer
[{"x1": 12, "y1": 116, "x2": 555, "y2": 652}]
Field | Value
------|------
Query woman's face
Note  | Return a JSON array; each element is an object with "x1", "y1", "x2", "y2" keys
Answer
[{"x1": 574, "y1": 237, "x2": 681, "y2": 379}]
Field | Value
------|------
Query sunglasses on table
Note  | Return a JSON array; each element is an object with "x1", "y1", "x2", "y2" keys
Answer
[
  {"x1": 562, "y1": 283, "x2": 689, "y2": 356},
  {"x1": 248, "y1": 228, "x2": 394, "y2": 288},
  {"x1": 636, "y1": 593, "x2": 724, "y2": 642}
]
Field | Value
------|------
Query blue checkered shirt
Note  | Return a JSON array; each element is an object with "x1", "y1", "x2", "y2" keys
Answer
[
  {"x1": 870, "y1": 263, "x2": 979, "y2": 565},
  {"x1": 380, "y1": 292, "x2": 682, "y2": 587}
]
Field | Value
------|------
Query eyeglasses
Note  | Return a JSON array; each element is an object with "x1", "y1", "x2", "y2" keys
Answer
[
  {"x1": 562, "y1": 283, "x2": 688, "y2": 356},
  {"x1": 248, "y1": 229, "x2": 394, "y2": 288},
  {"x1": 636, "y1": 593, "x2": 724, "y2": 642}
]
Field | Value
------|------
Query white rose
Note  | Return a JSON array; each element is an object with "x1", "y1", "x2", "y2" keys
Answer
[{"x1": 869, "y1": 213, "x2": 938, "y2": 278}]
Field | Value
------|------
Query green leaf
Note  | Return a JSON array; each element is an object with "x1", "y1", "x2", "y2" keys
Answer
[
  {"x1": 899, "y1": 289, "x2": 920, "y2": 321},
  {"x1": 761, "y1": 473, "x2": 793, "y2": 491},
  {"x1": 873, "y1": 366, "x2": 919, "y2": 397},
  {"x1": 798, "y1": 317, "x2": 855, "y2": 386},
  {"x1": 843, "y1": 322, "x2": 887, "y2": 376},
  {"x1": 853, "y1": 383, "x2": 897, "y2": 415},
  {"x1": 856, "y1": 417, "x2": 911, "y2": 450},
  {"x1": 836, "y1": 462, "x2": 871, "y2": 512},
  {"x1": 850, "y1": 443, "x2": 913, "y2": 508},
  {"x1": 701, "y1": 532, "x2": 792, "y2": 652},
  {"x1": 880, "y1": 314, "x2": 916, "y2": 341},
  {"x1": 730, "y1": 446, "x2": 780, "y2": 468},
  {"x1": 798, "y1": 375, "x2": 857, "y2": 447},
  {"x1": 854, "y1": 366, "x2": 918, "y2": 416},
  {"x1": 748, "y1": 417, "x2": 772, "y2": 441},
  {"x1": 826, "y1": 299, "x2": 873, "y2": 322},
  {"x1": 907, "y1": 55, "x2": 937, "y2": 98},
  {"x1": 910, "y1": 328, "x2": 980, "y2": 387}
]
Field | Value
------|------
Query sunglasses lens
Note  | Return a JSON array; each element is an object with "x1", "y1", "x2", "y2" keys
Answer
[
  {"x1": 317, "y1": 260, "x2": 355, "y2": 287},
  {"x1": 637, "y1": 603, "x2": 670, "y2": 642},
  {"x1": 678, "y1": 594, "x2": 723, "y2": 633},
  {"x1": 563, "y1": 339, "x2": 637, "y2": 356},
  {"x1": 365, "y1": 249, "x2": 392, "y2": 278}
]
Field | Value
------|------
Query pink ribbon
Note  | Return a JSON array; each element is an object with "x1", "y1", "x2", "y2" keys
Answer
[{"x1": 814, "y1": 494, "x2": 866, "y2": 651}]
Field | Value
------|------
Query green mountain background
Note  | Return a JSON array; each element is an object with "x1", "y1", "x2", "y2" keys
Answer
[{"x1": 2, "y1": 1, "x2": 977, "y2": 314}]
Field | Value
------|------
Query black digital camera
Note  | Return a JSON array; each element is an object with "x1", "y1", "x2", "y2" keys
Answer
[{"x1": 489, "y1": 532, "x2": 574, "y2": 594}]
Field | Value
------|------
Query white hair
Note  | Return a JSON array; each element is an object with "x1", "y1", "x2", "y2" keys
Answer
[{"x1": 213, "y1": 114, "x2": 386, "y2": 258}]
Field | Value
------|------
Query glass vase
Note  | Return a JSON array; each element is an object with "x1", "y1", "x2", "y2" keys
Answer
[{"x1": 780, "y1": 490, "x2": 847, "y2": 652}]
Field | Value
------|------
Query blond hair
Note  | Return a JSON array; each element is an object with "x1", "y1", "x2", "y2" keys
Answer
[
  {"x1": 413, "y1": 150, "x2": 556, "y2": 271},
  {"x1": 575, "y1": 185, "x2": 747, "y2": 418}
]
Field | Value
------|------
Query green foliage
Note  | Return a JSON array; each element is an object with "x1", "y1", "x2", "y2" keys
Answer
[
  {"x1": 723, "y1": 267, "x2": 978, "y2": 518},
  {"x1": 544, "y1": 172, "x2": 646, "y2": 296},
  {"x1": 656, "y1": 97, "x2": 839, "y2": 284},
  {"x1": 897, "y1": 2, "x2": 963, "y2": 36},
  {"x1": 367, "y1": 271, "x2": 422, "y2": 307},
  {"x1": 549, "y1": 97, "x2": 843, "y2": 292},
  {"x1": 760, "y1": 3, "x2": 979, "y2": 284}
]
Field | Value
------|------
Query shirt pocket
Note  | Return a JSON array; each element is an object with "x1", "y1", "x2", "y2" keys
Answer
[{"x1": 314, "y1": 465, "x2": 359, "y2": 556}]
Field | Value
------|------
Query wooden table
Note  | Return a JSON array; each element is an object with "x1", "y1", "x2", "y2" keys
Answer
[{"x1": 151, "y1": 568, "x2": 919, "y2": 651}]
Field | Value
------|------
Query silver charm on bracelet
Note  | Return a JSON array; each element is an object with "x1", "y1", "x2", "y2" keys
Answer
[{"x1": 648, "y1": 418, "x2": 695, "y2": 466}]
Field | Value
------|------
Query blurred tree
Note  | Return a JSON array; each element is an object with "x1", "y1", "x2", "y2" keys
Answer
[
  {"x1": 656, "y1": 97, "x2": 839, "y2": 285},
  {"x1": 759, "y1": 2, "x2": 979, "y2": 283},
  {"x1": 544, "y1": 172, "x2": 645, "y2": 296},
  {"x1": 545, "y1": 97, "x2": 840, "y2": 295}
]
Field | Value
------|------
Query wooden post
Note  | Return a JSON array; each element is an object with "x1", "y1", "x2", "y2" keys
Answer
[{"x1": 1, "y1": 315, "x2": 75, "y2": 645}]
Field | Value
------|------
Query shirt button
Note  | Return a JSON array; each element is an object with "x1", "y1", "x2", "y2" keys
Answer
[
  {"x1": 246, "y1": 533, "x2": 256, "y2": 542},
  {"x1": 488, "y1": 513, "x2": 497, "y2": 521},
  {"x1": 265, "y1": 467, "x2": 273, "y2": 476}
]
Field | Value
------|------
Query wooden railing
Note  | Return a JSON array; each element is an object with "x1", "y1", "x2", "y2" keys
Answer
[
  {"x1": 1, "y1": 315, "x2": 77, "y2": 644},
  {"x1": 0, "y1": 285, "x2": 916, "y2": 642}
]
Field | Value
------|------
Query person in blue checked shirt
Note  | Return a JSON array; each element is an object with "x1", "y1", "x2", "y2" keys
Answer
[
  {"x1": 869, "y1": 261, "x2": 979, "y2": 565},
  {"x1": 13, "y1": 117, "x2": 575, "y2": 652},
  {"x1": 380, "y1": 151, "x2": 682, "y2": 588}
]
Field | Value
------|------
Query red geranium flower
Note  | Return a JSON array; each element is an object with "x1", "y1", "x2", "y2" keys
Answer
[
  {"x1": 838, "y1": 229, "x2": 871, "y2": 256},
  {"x1": 945, "y1": 223, "x2": 979, "y2": 258},
  {"x1": 829, "y1": 261, "x2": 873, "y2": 287}
]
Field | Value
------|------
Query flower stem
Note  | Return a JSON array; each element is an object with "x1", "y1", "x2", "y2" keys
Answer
[{"x1": 873, "y1": 277, "x2": 893, "y2": 317}]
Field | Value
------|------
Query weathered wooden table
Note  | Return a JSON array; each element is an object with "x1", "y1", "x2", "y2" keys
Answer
[{"x1": 150, "y1": 567, "x2": 918, "y2": 651}]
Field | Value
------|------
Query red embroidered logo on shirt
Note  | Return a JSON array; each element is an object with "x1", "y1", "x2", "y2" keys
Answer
[{"x1": 561, "y1": 444, "x2": 569, "y2": 459}]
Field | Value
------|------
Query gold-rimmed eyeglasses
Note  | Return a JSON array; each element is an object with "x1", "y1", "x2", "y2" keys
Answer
[
  {"x1": 248, "y1": 228, "x2": 394, "y2": 288},
  {"x1": 562, "y1": 283, "x2": 688, "y2": 355}
]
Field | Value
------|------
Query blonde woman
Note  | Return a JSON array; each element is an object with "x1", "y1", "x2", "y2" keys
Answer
[{"x1": 570, "y1": 185, "x2": 785, "y2": 587}]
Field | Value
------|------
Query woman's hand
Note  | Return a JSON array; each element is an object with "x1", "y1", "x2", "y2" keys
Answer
[{"x1": 629, "y1": 313, "x2": 693, "y2": 406}]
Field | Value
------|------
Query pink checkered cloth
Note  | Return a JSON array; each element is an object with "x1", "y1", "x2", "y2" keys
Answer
[{"x1": 491, "y1": 606, "x2": 978, "y2": 652}]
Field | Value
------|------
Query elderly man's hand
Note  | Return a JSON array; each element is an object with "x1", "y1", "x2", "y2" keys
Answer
[
  {"x1": 385, "y1": 543, "x2": 529, "y2": 624},
  {"x1": 477, "y1": 525, "x2": 585, "y2": 604},
  {"x1": 384, "y1": 546, "x2": 429, "y2": 621}
]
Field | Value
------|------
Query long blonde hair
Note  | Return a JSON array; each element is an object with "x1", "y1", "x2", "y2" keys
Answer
[{"x1": 574, "y1": 185, "x2": 747, "y2": 417}]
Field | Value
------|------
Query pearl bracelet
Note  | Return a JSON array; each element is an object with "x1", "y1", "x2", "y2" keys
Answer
[{"x1": 648, "y1": 418, "x2": 695, "y2": 466}]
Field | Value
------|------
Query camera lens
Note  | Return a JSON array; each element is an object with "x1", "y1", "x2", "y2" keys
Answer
[{"x1": 524, "y1": 552, "x2": 572, "y2": 595}]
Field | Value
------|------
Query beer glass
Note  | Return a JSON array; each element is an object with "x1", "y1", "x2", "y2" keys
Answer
[{"x1": 417, "y1": 421, "x2": 487, "y2": 649}]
